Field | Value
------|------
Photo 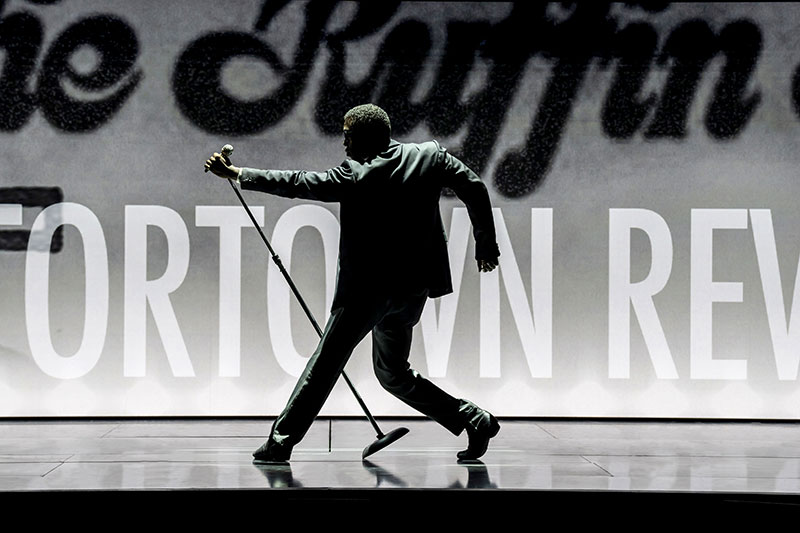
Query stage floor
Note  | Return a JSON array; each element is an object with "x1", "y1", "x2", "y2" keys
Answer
[
  {"x1": 0, "y1": 419, "x2": 800, "y2": 516},
  {"x1": 2, "y1": 417, "x2": 800, "y2": 514}
]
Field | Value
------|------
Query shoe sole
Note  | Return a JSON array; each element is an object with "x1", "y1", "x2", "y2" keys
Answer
[{"x1": 252, "y1": 457, "x2": 290, "y2": 465}]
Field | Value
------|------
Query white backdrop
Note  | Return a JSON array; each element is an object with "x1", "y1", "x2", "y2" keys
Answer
[{"x1": 2, "y1": 1, "x2": 800, "y2": 418}]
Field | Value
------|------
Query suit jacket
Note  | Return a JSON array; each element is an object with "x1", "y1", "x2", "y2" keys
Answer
[{"x1": 239, "y1": 140, "x2": 499, "y2": 306}]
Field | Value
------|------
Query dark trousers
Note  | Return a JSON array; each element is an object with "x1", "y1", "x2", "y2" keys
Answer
[{"x1": 266, "y1": 288, "x2": 464, "y2": 452}]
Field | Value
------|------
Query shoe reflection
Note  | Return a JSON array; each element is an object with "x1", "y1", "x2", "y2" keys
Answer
[
  {"x1": 253, "y1": 463, "x2": 304, "y2": 488},
  {"x1": 451, "y1": 459, "x2": 496, "y2": 489},
  {"x1": 362, "y1": 459, "x2": 408, "y2": 487}
]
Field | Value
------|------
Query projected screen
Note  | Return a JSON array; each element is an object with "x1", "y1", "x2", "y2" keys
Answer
[{"x1": 2, "y1": 1, "x2": 800, "y2": 418}]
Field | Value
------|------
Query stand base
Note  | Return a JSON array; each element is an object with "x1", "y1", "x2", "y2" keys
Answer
[{"x1": 362, "y1": 427, "x2": 410, "y2": 459}]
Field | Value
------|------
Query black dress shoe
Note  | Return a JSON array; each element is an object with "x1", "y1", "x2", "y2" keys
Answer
[
  {"x1": 252, "y1": 440, "x2": 291, "y2": 464},
  {"x1": 457, "y1": 400, "x2": 500, "y2": 461}
]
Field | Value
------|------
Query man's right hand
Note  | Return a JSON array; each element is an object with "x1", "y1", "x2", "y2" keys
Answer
[
  {"x1": 478, "y1": 258, "x2": 498, "y2": 273},
  {"x1": 205, "y1": 152, "x2": 239, "y2": 180}
]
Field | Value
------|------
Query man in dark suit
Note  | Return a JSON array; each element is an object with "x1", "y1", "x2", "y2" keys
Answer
[{"x1": 205, "y1": 104, "x2": 500, "y2": 463}]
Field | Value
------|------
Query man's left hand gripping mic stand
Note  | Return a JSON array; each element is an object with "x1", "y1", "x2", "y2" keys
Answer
[{"x1": 213, "y1": 144, "x2": 409, "y2": 460}]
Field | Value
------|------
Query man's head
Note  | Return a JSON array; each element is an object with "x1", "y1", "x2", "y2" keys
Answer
[{"x1": 343, "y1": 103, "x2": 391, "y2": 162}]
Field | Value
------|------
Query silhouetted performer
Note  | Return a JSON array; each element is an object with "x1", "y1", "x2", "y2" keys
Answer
[{"x1": 205, "y1": 104, "x2": 500, "y2": 463}]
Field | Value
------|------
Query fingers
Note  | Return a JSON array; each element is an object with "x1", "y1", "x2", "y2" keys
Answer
[
  {"x1": 204, "y1": 152, "x2": 229, "y2": 175},
  {"x1": 478, "y1": 259, "x2": 498, "y2": 273}
]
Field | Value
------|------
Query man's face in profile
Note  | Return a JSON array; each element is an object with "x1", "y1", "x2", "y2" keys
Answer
[
  {"x1": 343, "y1": 122, "x2": 353, "y2": 159},
  {"x1": 343, "y1": 121, "x2": 356, "y2": 160},
  {"x1": 343, "y1": 120, "x2": 369, "y2": 162}
]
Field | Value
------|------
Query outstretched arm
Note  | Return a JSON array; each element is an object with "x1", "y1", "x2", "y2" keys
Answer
[
  {"x1": 204, "y1": 152, "x2": 354, "y2": 203},
  {"x1": 237, "y1": 166, "x2": 353, "y2": 203}
]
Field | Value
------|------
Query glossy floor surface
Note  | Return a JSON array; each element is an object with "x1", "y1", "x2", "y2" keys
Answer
[{"x1": 2, "y1": 417, "x2": 800, "y2": 498}]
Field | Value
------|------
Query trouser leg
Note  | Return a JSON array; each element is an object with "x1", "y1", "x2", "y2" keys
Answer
[
  {"x1": 268, "y1": 299, "x2": 382, "y2": 451},
  {"x1": 371, "y1": 291, "x2": 464, "y2": 436}
]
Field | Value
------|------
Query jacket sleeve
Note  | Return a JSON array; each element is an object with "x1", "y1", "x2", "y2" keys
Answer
[
  {"x1": 435, "y1": 142, "x2": 500, "y2": 262},
  {"x1": 237, "y1": 162, "x2": 354, "y2": 202}
]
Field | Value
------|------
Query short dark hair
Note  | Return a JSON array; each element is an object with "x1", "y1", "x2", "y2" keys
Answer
[{"x1": 344, "y1": 104, "x2": 391, "y2": 154}]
